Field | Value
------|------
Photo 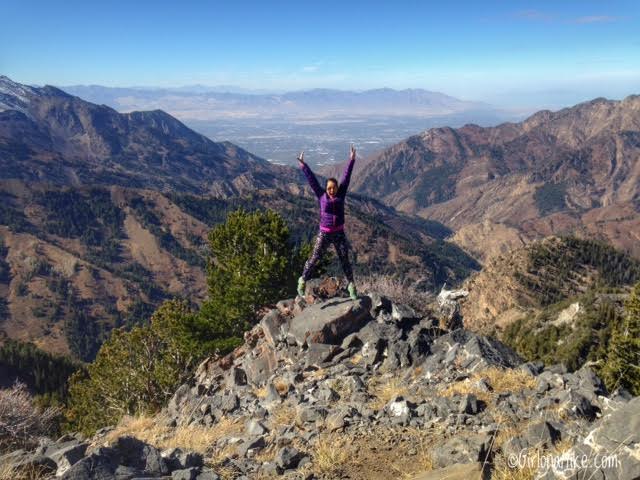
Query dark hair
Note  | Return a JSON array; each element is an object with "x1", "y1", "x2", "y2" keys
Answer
[{"x1": 326, "y1": 177, "x2": 339, "y2": 187}]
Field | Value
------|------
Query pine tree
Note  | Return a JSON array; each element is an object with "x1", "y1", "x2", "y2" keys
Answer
[
  {"x1": 196, "y1": 209, "x2": 306, "y2": 353},
  {"x1": 602, "y1": 282, "x2": 640, "y2": 395}
]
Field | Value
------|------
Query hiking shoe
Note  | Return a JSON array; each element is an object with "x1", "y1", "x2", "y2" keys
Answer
[
  {"x1": 348, "y1": 282, "x2": 357, "y2": 300},
  {"x1": 297, "y1": 276, "x2": 306, "y2": 297}
]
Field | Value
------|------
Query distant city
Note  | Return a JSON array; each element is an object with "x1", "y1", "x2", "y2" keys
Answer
[{"x1": 187, "y1": 113, "x2": 516, "y2": 167}]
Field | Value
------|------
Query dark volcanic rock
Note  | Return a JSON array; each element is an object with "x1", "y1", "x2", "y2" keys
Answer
[{"x1": 288, "y1": 296, "x2": 373, "y2": 346}]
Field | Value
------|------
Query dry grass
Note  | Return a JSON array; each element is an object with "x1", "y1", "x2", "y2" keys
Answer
[
  {"x1": 349, "y1": 352, "x2": 363, "y2": 365},
  {"x1": 367, "y1": 376, "x2": 410, "y2": 410},
  {"x1": 0, "y1": 459, "x2": 51, "y2": 480},
  {"x1": 309, "y1": 433, "x2": 350, "y2": 478},
  {"x1": 103, "y1": 413, "x2": 244, "y2": 456},
  {"x1": 329, "y1": 377, "x2": 353, "y2": 398},
  {"x1": 253, "y1": 377, "x2": 289, "y2": 398},
  {"x1": 268, "y1": 402, "x2": 296, "y2": 428},
  {"x1": 388, "y1": 426, "x2": 439, "y2": 479},
  {"x1": 439, "y1": 367, "x2": 536, "y2": 404},
  {"x1": 305, "y1": 367, "x2": 327, "y2": 381},
  {"x1": 273, "y1": 378, "x2": 290, "y2": 396}
]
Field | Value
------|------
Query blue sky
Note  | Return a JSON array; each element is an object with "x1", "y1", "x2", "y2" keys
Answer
[{"x1": 1, "y1": 0, "x2": 638, "y2": 108}]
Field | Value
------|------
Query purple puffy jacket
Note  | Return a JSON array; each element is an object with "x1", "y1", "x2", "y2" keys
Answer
[{"x1": 301, "y1": 156, "x2": 355, "y2": 232}]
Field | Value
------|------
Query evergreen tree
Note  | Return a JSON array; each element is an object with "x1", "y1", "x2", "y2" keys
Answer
[
  {"x1": 66, "y1": 299, "x2": 196, "y2": 435},
  {"x1": 195, "y1": 209, "x2": 307, "y2": 353},
  {"x1": 602, "y1": 282, "x2": 640, "y2": 395}
]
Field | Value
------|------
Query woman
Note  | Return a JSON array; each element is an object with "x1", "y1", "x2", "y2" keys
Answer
[{"x1": 297, "y1": 145, "x2": 357, "y2": 300}]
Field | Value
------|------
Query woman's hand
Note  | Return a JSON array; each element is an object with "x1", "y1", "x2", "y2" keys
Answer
[
  {"x1": 297, "y1": 151, "x2": 305, "y2": 166},
  {"x1": 350, "y1": 145, "x2": 356, "y2": 162}
]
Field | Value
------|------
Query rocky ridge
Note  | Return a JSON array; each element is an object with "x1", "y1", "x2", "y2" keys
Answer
[
  {"x1": 0, "y1": 75, "x2": 298, "y2": 197},
  {"x1": 10, "y1": 279, "x2": 637, "y2": 479}
]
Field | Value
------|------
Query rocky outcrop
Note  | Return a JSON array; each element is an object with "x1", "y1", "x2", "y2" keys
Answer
[
  {"x1": 4, "y1": 285, "x2": 637, "y2": 479},
  {"x1": 157, "y1": 287, "x2": 635, "y2": 478}
]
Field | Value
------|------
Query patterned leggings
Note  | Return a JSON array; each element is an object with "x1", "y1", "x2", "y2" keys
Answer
[{"x1": 302, "y1": 230, "x2": 354, "y2": 283}]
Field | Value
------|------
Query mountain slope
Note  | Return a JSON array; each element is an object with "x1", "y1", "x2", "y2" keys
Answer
[
  {"x1": 0, "y1": 180, "x2": 477, "y2": 360},
  {"x1": 0, "y1": 76, "x2": 298, "y2": 196},
  {"x1": 460, "y1": 236, "x2": 640, "y2": 334},
  {"x1": 323, "y1": 96, "x2": 640, "y2": 258}
]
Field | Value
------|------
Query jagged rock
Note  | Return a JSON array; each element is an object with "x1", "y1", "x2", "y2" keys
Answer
[
  {"x1": 519, "y1": 361, "x2": 545, "y2": 376},
  {"x1": 368, "y1": 292, "x2": 392, "y2": 318},
  {"x1": 387, "y1": 397, "x2": 412, "y2": 418},
  {"x1": 458, "y1": 394, "x2": 480, "y2": 415},
  {"x1": 296, "y1": 405, "x2": 327, "y2": 425},
  {"x1": 316, "y1": 385, "x2": 340, "y2": 402},
  {"x1": 112, "y1": 436, "x2": 169, "y2": 475},
  {"x1": 245, "y1": 419, "x2": 269, "y2": 436},
  {"x1": 114, "y1": 464, "x2": 141, "y2": 478},
  {"x1": 144, "y1": 289, "x2": 636, "y2": 480},
  {"x1": 304, "y1": 343, "x2": 340, "y2": 368},
  {"x1": 261, "y1": 309, "x2": 288, "y2": 346},
  {"x1": 555, "y1": 389, "x2": 598, "y2": 420},
  {"x1": 391, "y1": 302, "x2": 418, "y2": 323},
  {"x1": 326, "y1": 411, "x2": 348, "y2": 431},
  {"x1": 162, "y1": 448, "x2": 204, "y2": 470},
  {"x1": 306, "y1": 276, "x2": 342, "y2": 299},
  {"x1": 225, "y1": 366, "x2": 247, "y2": 387},
  {"x1": 436, "y1": 284, "x2": 469, "y2": 330},
  {"x1": 235, "y1": 436, "x2": 266, "y2": 457},
  {"x1": 407, "y1": 325, "x2": 434, "y2": 362},
  {"x1": 61, "y1": 447, "x2": 119, "y2": 480},
  {"x1": 502, "y1": 421, "x2": 561, "y2": 460},
  {"x1": 263, "y1": 382, "x2": 282, "y2": 405},
  {"x1": 275, "y1": 446, "x2": 303, "y2": 469},
  {"x1": 242, "y1": 343, "x2": 278, "y2": 386},
  {"x1": 383, "y1": 341, "x2": 412, "y2": 370},
  {"x1": 44, "y1": 440, "x2": 89, "y2": 476},
  {"x1": 288, "y1": 296, "x2": 372, "y2": 346},
  {"x1": 168, "y1": 384, "x2": 196, "y2": 420},
  {"x1": 421, "y1": 329, "x2": 521, "y2": 373}
]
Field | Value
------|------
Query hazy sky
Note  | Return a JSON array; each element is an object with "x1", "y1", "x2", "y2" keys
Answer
[{"x1": 2, "y1": 0, "x2": 638, "y2": 109}]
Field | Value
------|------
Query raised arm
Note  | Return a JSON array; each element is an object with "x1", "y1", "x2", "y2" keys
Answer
[
  {"x1": 338, "y1": 145, "x2": 356, "y2": 196},
  {"x1": 298, "y1": 151, "x2": 324, "y2": 198}
]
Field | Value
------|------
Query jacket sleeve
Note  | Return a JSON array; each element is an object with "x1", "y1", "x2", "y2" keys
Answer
[
  {"x1": 301, "y1": 163, "x2": 324, "y2": 198},
  {"x1": 338, "y1": 156, "x2": 355, "y2": 196}
]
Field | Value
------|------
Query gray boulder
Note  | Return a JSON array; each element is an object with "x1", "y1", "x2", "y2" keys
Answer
[
  {"x1": 112, "y1": 436, "x2": 169, "y2": 475},
  {"x1": 61, "y1": 448, "x2": 119, "y2": 480},
  {"x1": 44, "y1": 440, "x2": 89, "y2": 476},
  {"x1": 288, "y1": 296, "x2": 372, "y2": 346}
]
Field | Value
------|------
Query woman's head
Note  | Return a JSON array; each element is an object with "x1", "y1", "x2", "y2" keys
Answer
[{"x1": 326, "y1": 178, "x2": 339, "y2": 197}]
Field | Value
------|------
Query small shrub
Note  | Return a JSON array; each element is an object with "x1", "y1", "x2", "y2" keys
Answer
[{"x1": 0, "y1": 382, "x2": 61, "y2": 452}]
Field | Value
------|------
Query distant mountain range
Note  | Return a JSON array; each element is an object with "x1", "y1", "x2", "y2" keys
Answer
[
  {"x1": 0, "y1": 75, "x2": 298, "y2": 196},
  {"x1": 58, "y1": 84, "x2": 498, "y2": 120},
  {"x1": 323, "y1": 94, "x2": 640, "y2": 260}
]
